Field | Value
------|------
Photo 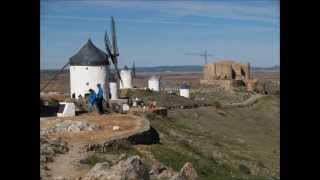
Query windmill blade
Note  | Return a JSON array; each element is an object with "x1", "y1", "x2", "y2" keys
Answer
[
  {"x1": 104, "y1": 31, "x2": 113, "y2": 67},
  {"x1": 104, "y1": 30, "x2": 113, "y2": 57},
  {"x1": 111, "y1": 16, "x2": 119, "y2": 57},
  {"x1": 110, "y1": 17, "x2": 122, "y2": 84},
  {"x1": 113, "y1": 62, "x2": 122, "y2": 81},
  {"x1": 40, "y1": 62, "x2": 69, "y2": 92}
]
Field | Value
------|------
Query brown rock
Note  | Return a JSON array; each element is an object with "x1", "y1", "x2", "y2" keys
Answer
[
  {"x1": 83, "y1": 155, "x2": 149, "y2": 180},
  {"x1": 170, "y1": 162, "x2": 198, "y2": 180}
]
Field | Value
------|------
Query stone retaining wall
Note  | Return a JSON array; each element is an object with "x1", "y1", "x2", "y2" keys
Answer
[{"x1": 81, "y1": 116, "x2": 159, "y2": 152}]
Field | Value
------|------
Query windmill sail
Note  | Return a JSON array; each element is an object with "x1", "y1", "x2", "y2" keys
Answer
[
  {"x1": 104, "y1": 20, "x2": 122, "y2": 84},
  {"x1": 104, "y1": 30, "x2": 113, "y2": 60},
  {"x1": 111, "y1": 16, "x2": 119, "y2": 57}
]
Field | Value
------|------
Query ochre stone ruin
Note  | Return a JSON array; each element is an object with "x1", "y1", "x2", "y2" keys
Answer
[{"x1": 200, "y1": 60, "x2": 257, "y2": 90}]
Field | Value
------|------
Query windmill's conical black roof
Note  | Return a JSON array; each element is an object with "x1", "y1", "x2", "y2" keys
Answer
[{"x1": 69, "y1": 39, "x2": 109, "y2": 66}]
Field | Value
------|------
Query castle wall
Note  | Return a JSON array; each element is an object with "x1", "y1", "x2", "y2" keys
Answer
[
  {"x1": 203, "y1": 64, "x2": 217, "y2": 80},
  {"x1": 215, "y1": 63, "x2": 232, "y2": 80},
  {"x1": 231, "y1": 63, "x2": 242, "y2": 80},
  {"x1": 201, "y1": 60, "x2": 252, "y2": 89}
]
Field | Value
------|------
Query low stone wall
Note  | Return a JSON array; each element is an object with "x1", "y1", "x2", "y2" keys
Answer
[{"x1": 80, "y1": 116, "x2": 159, "y2": 152}]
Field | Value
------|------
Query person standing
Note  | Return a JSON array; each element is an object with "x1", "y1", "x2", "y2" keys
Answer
[
  {"x1": 96, "y1": 83, "x2": 104, "y2": 114},
  {"x1": 77, "y1": 94, "x2": 84, "y2": 111},
  {"x1": 88, "y1": 89, "x2": 97, "y2": 112}
]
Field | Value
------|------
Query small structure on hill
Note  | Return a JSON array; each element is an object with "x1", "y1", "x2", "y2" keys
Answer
[
  {"x1": 120, "y1": 66, "x2": 133, "y2": 89},
  {"x1": 109, "y1": 74, "x2": 118, "y2": 100},
  {"x1": 148, "y1": 76, "x2": 160, "y2": 92},
  {"x1": 179, "y1": 83, "x2": 191, "y2": 98},
  {"x1": 200, "y1": 60, "x2": 255, "y2": 90},
  {"x1": 57, "y1": 102, "x2": 75, "y2": 117}
]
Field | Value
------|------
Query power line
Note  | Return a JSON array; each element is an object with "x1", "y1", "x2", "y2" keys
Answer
[
  {"x1": 185, "y1": 50, "x2": 213, "y2": 65},
  {"x1": 40, "y1": 62, "x2": 69, "y2": 92}
]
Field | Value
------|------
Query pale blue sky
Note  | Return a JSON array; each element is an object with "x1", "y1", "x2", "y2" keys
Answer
[{"x1": 40, "y1": 0, "x2": 279, "y2": 69}]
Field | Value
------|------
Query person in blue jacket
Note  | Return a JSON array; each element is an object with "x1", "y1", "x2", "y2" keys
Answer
[
  {"x1": 87, "y1": 89, "x2": 97, "y2": 112},
  {"x1": 96, "y1": 84, "x2": 104, "y2": 114}
]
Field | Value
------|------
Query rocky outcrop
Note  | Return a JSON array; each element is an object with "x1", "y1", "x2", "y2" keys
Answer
[
  {"x1": 149, "y1": 162, "x2": 176, "y2": 180},
  {"x1": 41, "y1": 120, "x2": 101, "y2": 135},
  {"x1": 83, "y1": 155, "x2": 149, "y2": 180},
  {"x1": 82, "y1": 156, "x2": 197, "y2": 180},
  {"x1": 40, "y1": 136, "x2": 69, "y2": 163},
  {"x1": 170, "y1": 162, "x2": 198, "y2": 180},
  {"x1": 40, "y1": 136, "x2": 69, "y2": 180},
  {"x1": 81, "y1": 139, "x2": 132, "y2": 153}
]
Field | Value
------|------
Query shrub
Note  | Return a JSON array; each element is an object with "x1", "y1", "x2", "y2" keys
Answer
[
  {"x1": 213, "y1": 101, "x2": 222, "y2": 109},
  {"x1": 48, "y1": 98, "x2": 59, "y2": 107},
  {"x1": 80, "y1": 153, "x2": 111, "y2": 167}
]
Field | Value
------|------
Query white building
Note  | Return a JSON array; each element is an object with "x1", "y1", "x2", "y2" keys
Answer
[
  {"x1": 119, "y1": 66, "x2": 133, "y2": 89},
  {"x1": 57, "y1": 102, "x2": 75, "y2": 117},
  {"x1": 69, "y1": 39, "x2": 110, "y2": 99},
  {"x1": 109, "y1": 75, "x2": 118, "y2": 100},
  {"x1": 148, "y1": 76, "x2": 160, "y2": 92},
  {"x1": 179, "y1": 83, "x2": 191, "y2": 98}
]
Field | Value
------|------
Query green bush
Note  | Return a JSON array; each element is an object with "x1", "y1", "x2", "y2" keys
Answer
[{"x1": 47, "y1": 98, "x2": 59, "y2": 107}]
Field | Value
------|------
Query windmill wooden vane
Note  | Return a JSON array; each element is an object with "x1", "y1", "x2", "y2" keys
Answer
[{"x1": 104, "y1": 16, "x2": 122, "y2": 86}]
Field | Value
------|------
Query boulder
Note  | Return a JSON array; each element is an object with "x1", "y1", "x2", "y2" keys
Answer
[
  {"x1": 40, "y1": 136, "x2": 69, "y2": 179},
  {"x1": 149, "y1": 162, "x2": 167, "y2": 176},
  {"x1": 45, "y1": 120, "x2": 101, "y2": 134},
  {"x1": 83, "y1": 155, "x2": 149, "y2": 180},
  {"x1": 170, "y1": 162, "x2": 198, "y2": 180},
  {"x1": 119, "y1": 156, "x2": 150, "y2": 180}
]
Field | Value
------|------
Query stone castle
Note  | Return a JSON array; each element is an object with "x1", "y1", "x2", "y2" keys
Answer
[{"x1": 200, "y1": 60, "x2": 256, "y2": 90}]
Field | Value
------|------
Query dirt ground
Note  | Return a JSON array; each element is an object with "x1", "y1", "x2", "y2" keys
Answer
[
  {"x1": 41, "y1": 113, "x2": 146, "y2": 179},
  {"x1": 41, "y1": 113, "x2": 143, "y2": 144}
]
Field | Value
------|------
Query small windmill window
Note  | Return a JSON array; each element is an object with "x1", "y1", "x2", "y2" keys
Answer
[{"x1": 86, "y1": 82, "x2": 89, "y2": 86}]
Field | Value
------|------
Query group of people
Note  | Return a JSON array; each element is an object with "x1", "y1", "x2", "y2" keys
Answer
[{"x1": 87, "y1": 83, "x2": 105, "y2": 114}]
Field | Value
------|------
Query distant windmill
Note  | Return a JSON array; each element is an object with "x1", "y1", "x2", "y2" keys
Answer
[
  {"x1": 104, "y1": 16, "x2": 122, "y2": 87},
  {"x1": 185, "y1": 50, "x2": 213, "y2": 65}
]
